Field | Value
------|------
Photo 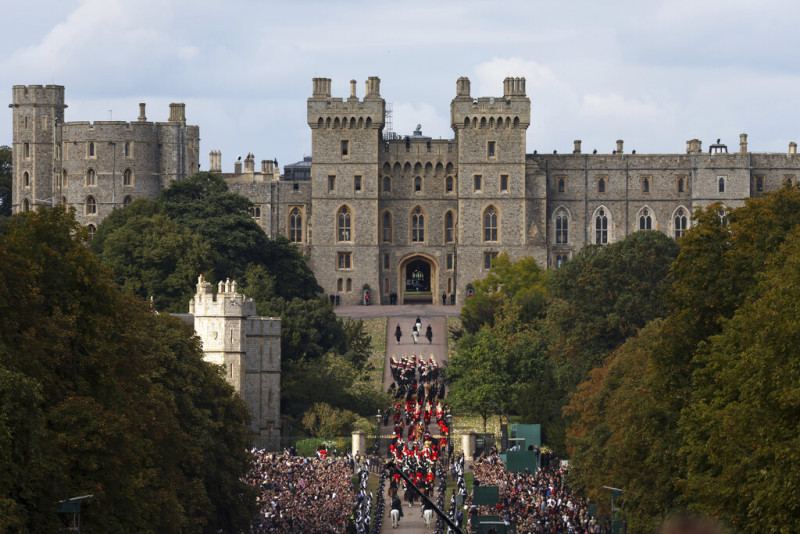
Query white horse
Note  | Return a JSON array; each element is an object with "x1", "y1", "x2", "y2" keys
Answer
[
  {"x1": 391, "y1": 508, "x2": 401, "y2": 529},
  {"x1": 423, "y1": 508, "x2": 434, "y2": 528}
]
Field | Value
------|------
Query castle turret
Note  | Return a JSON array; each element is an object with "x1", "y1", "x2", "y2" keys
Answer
[{"x1": 9, "y1": 85, "x2": 67, "y2": 213}]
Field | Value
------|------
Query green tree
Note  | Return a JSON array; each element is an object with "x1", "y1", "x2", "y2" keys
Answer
[{"x1": 0, "y1": 145, "x2": 11, "y2": 218}]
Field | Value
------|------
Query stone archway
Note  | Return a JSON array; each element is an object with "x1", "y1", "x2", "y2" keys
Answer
[{"x1": 398, "y1": 254, "x2": 438, "y2": 304}]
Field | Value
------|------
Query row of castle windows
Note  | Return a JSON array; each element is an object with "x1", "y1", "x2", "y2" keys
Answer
[
  {"x1": 316, "y1": 117, "x2": 373, "y2": 130},
  {"x1": 462, "y1": 116, "x2": 521, "y2": 129},
  {"x1": 557, "y1": 176, "x2": 689, "y2": 195},
  {"x1": 20, "y1": 194, "x2": 133, "y2": 213},
  {"x1": 23, "y1": 169, "x2": 136, "y2": 189},
  {"x1": 329, "y1": 174, "x2": 508, "y2": 194},
  {"x1": 334, "y1": 205, "x2": 500, "y2": 245},
  {"x1": 554, "y1": 205, "x2": 692, "y2": 244}
]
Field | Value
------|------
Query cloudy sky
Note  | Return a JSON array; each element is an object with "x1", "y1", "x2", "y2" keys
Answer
[{"x1": 3, "y1": 0, "x2": 800, "y2": 170}]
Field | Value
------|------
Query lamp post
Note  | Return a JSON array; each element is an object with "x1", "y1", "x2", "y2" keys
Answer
[
  {"x1": 603, "y1": 486, "x2": 624, "y2": 533},
  {"x1": 373, "y1": 411, "x2": 382, "y2": 456},
  {"x1": 445, "y1": 411, "x2": 453, "y2": 459}
]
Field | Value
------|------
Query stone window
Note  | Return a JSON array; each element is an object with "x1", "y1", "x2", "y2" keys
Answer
[
  {"x1": 446, "y1": 254, "x2": 454, "y2": 270},
  {"x1": 785, "y1": 174, "x2": 795, "y2": 186},
  {"x1": 444, "y1": 211, "x2": 455, "y2": 244},
  {"x1": 488, "y1": 141, "x2": 496, "y2": 157},
  {"x1": 337, "y1": 206, "x2": 352, "y2": 242},
  {"x1": 337, "y1": 278, "x2": 343, "y2": 292},
  {"x1": 411, "y1": 206, "x2": 425, "y2": 243},
  {"x1": 473, "y1": 174, "x2": 482, "y2": 192},
  {"x1": 249, "y1": 206, "x2": 261, "y2": 219},
  {"x1": 678, "y1": 176, "x2": 685, "y2": 193},
  {"x1": 718, "y1": 176, "x2": 726, "y2": 193},
  {"x1": 447, "y1": 277, "x2": 453, "y2": 294},
  {"x1": 383, "y1": 254, "x2": 390, "y2": 270},
  {"x1": 556, "y1": 254, "x2": 567, "y2": 268},
  {"x1": 293, "y1": 182, "x2": 299, "y2": 191},
  {"x1": 87, "y1": 224, "x2": 96, "y2": 240},
  {"x1": 594, "y1": 207, "x2": 609, "y2": 244},
  {"x1": 124, "y1": 142, "x2": 131, "y2": 157},
  {"x1": 755, "y1": 176, "x2": 763, "y2": 193},
  {"x1": 638, "y1": 207, "x2": 653, "y2": 230},
  {"x1": 642, "y1": 176, "x2": 650, "y2": 193},
  {"x1": 24, "y1": 143, "x2": 30, "y2": 159},
  {"x1": 483, "y1": 251, "x2": 498, "y2": 270},
  {"x1": 555, "y1": 208, "x2": 568, "y2": 244},
  {"x1": 23, "y1": 171, "x2": 30, "y2": 188},
  {"x1": 500, "y1": 174, "x2": 508, "y2": 192},
  {"x1": 383, "y1": 175, "x2": 391, "y2": 192},
  {"x1": 719, "y1": 208, "x2": 728, "y2": 227},
  {"x1": 414, "y1": 176, "x2": 422, "y2": 193},
  {"x1": 290, "y1": 207, "x2": 303, "y2": 243},
  {"x1": 86, "y1": 169, "x2": 96, "y2": 186},
  {"x1": 62, "y1": 170, "x2": 67, "y2": 188},
  {"x1": 445, "y1": 176, "x2": 454, "y2": 193},
  {"x1": 85, "y1": 196, "x2": 97, "y2": 215},
  {"x1": 341, "y1": 140, "x2": 349, "y2": 156},
  {"x1": 346, "y1": 278, "x2": 352, "y2": 292},
  {"x1": 22, "y1": 198, "x2": 30, "y2": 212},
  {"x1": 123, "y1": 168, "x2": 133, "y2": 186},
  {"x1": 337, "y1": 252, "x2": 352, "y2": 270},
  {"x1": 558, "y1": 177, "x2": 565, "y2": 193},
  {"x1": 384, "y1": 278, "x2": 389, "y2": 295},
  {"x1": 23, "y1": 116, "x2": 28, "y2": 130},
  {"x1": 328, "y1": 175, "x2": 336, "y2": 193},
  {"x1": 674, "y1": 207, "x2": 688, "y2": 239},
  {"x1": 123, "y1": 195, "x2": 133, "y2": 207},
  {"x1": 382, "y1": 211, "x2": 393, "y2": 243},
  {"x1": 354, "y1": 175, "x2": 362, "y2": 192},
  {"x1": 598, "y1": 177, "x2": 606, "y2": 194},
  {"x1": 483, "y1": 206, "x2": 498, "y2": 242},
  {"x1": 88, "y1": 142, "x2": 95, "y2": 158}
]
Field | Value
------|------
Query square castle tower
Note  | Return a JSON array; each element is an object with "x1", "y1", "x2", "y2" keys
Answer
[{"x1": 189, "y1": 275, "x2": 281, "y2": 449}]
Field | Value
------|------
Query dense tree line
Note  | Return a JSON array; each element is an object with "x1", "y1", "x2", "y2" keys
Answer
[
  {"x1": 92, "y1": 172, "x2": 385, "y2": 429},
  {"x1": 449, "y1": 187, "x2": 800, "y2": 532},
  {"x1": 0, "y1": 208, "x2": 256, "y2": 532}
]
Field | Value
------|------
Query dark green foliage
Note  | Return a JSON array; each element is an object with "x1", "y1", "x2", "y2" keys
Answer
[
  {"x1": 0, "y1": 145, "x2": 11, "y2": 218},
  {"x1": 0, "y1": 207, "x2": 255, "y2": 532}
]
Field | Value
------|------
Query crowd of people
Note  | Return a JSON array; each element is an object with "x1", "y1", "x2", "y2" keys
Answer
[
  {"x1": 468, "y1": 448, "x2": 608, "y2": 533},
  {"x1": 247, "y1": 449, "x2": 361, "y2": 533}
]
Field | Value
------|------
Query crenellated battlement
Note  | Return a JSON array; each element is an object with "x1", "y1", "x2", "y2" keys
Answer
[
  {"x1": 308, "y1": 76, "x2": 385, "y2": 129},
  {"x1": 190, "y1": 275, "x2": 256, "y2": 317}
]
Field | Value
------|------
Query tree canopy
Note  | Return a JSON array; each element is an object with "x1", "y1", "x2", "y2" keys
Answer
[
  {"x1": 0, "y1": 145, "x2": 10, "y2": 218},
  {"x1": 0, "y1": 207, "x2": 255, "y2": 532}
]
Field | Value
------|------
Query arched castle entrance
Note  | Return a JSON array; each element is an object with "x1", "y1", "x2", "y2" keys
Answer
[{"x1": 399, "y1": 254, "x2": 438, "y2": 304}]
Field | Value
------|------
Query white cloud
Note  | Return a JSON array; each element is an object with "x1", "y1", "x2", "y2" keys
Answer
[{"x1": 581, "y1": 93, "x2": 661, "y2": 119}]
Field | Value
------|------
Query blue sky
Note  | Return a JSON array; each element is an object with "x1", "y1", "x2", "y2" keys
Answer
[{"x1": 3, "y1": 0, "x2": 800, "y2": 170}]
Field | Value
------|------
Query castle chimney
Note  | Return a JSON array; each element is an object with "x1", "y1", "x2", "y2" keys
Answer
[
  {"x1": 740, "y1": 133, "x2": 748, "y2": 154},
  {"x1": 365, "y1": 76, "x2": 381, "y2": 99},
  {"x1": 169, "y1": 103, "x2": 185, "y2": 122},
  {"x1": 138, "y1": 103, "x2": 147, "y2": 122},
  {"x1": 456, "y1": 77, "x2": 471, "y2": 98},
  {"x1": 234, "y1": 158, "x2": 242, "y2": 174},
  {"x1": 244, "y1": 153, "x2": 255, "y2": 174},
  {"x1": 616, "y1": 140, "x2": 624, "y2": 154},
  {"x1": 312, "y1": 77, "x2": 332, "y2": 98},
  {"x1": 350, "y1": 79, "x2": 357, "y2": 99},
  {"x1": 573, "y1": 140, "x2": 582, "y2": 154},
  {"x1": 262, "y1": 159, "x2": 274, "y2": 174},
  {"x1": 790, "y1": 142, "x2": 797, "y2": 155}
]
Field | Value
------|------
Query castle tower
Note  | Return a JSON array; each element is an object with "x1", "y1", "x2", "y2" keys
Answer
[
  {"x1": 307, "y1": 77, "x2": 385, "y2": 304},
  {"x1": 450, "y1": 77, "x2": 532, "y2": 299},
  {"x1": 190, "y1": 275, "x2": 281, "y2": 449},
  {"x1": 9, "y1": 85, "x2": 67, "y2": 213}
]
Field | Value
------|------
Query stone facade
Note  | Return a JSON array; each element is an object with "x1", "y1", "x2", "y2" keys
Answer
[
  {"x1": 188, "y1": 276, "x2": 281, "y2": 449},
  {"x1": 9, "y1": 85, "x2": 199, "y2": 233},
  {"x1": 12, "y1": 80, "x2": 800, "y2": 306}
]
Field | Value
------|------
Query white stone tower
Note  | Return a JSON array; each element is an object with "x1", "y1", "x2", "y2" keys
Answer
[{"x1": 189, "y1": 275, "x2": 281, "y2": 449}]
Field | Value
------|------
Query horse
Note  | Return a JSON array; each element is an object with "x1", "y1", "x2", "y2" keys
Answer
[
  {"x1": 390, "y1": 508, "x2": 401, "y2": 529},
  {"x1": 423, "y1": 507, "x2": 434, "y2": 528}
]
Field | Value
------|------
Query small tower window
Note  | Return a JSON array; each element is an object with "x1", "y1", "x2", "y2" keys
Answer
[
  {"x1": 86, "y1": 196, "x2": 97, "y2": 215},
  {"x1": 473, "y1": 175, "x2": 482, "y2": 192},
  {"x1": 382, "y1": 211, "x2": 392, "y2": 243},
  {"x1": 89, "y1": 142, "x2": 95, "y2": 157},
  {"x1": 500, "y1": 174, "x2": 508, "y2": 192},
  {"x1": 123, "y1": 195, "x2": 133, "y2": 207},
  {"x1": 598, "y1": 178, "x2": 606, "y2": 193},
  {"x1": 595, "y1": 208, "x2": 608, "y2": 244},
  {"x1": 411, "y1": 207, "x2": 425, "y2": 243},
  {"x1": 87, "y1": 224, "x2": 96, "y2": 240},
  {"x1": 414, "y1": 176, "x2": 422, "y2": 192},
  {"x1": 642, "y1": 177, "x2": 650, "y2": 193},
  {"x1": 718, "y1": 176, "x2": 726, "y2": 193},
  {"x1": 483, "y1": 206, "x2": 498, "y2": 242},
  {"x1": 444, "y1": 211, "x2": 455, "y2": 244},
  {"x1": 354, "y1": 175, "x2": 362, "y2": 192},
  {"x1": 755, "y1": 176, "x2": 763, "y2": 193},
  {"x1": 22, "y1": 198, "x2": 30, "y2": 212},
  {"x1": 341, "y1": 140, "x2": 349, "y2": 156},
  {"x1": 290, "y1": 208, "x2": 303, "y2": 243},
  {"x1": 383, "y1": 175, "x2": 391, "y2": 192},
  {"x1": 124, "y1": 142, "x2": 130, "y2": 157},
  {"x1": 445, "y1": 176, "x2": 454, "y2": 193},
  {"x1": 678, "y1": 177, "x2": 685, "y2": 193},
  {"x1": 558, "y1": 178, "x2": 565, "y2": 193},
  {"x1": 23, "y1": 171, "x2": 30, "y2": 187},
  {"x1": 123, "y1": 169, "x2": 132, "y2": 186},
  {"x1": 328, "y1": 175, "x2": 336, "y2": 192},
  {"x1": 24, "y1": 143, "x2": 30, "y2": 159},
  {"x1": 488, "y1": 141, "x2": 496, "y2": 157},
  {"x1": 86, "y1": 169, "x2": 96, "y2": 186},
  {"x1": 555, "y1": 209, "x2": 568, "y2": 244},
  {"x1": 346, "y1": 278, "x2": 352, "y2": 292}
]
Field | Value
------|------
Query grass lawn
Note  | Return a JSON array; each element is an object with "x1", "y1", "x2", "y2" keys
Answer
[{"x1": 355, "y1": 317, "x2": 387, "y2": 388}]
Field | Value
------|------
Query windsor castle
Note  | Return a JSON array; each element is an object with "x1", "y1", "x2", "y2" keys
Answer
[{"x1": 10, "y1": 78, "x2": 800, "y2": 306}]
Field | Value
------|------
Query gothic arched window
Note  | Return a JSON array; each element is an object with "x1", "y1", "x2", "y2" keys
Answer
[
  {"x1": 555, "y1": 209, "x2": 568, "y2": 244},
  {"x1": 483, "y1": 206, "x2": 498, "y2": 242},
  {"x1": 86, "y1": 169, "x2": 96, "y2": 186},
  {"x1": 123, "y1": 168, "x2": 133, "y2": 186},
  {"x1": 598, "y1": 178, "x2": 606, "y2": 193},
  {"x1": 674, "y1": 208, "x2": 688, "y2": 239},
  {"x1": 123, "y1": 195, "x2": 133, "y2": 207},
  {"x1": 383, "y1": 175, "x2": 391, "y2": 192},
  {"x1": 337, "y1": 206, "x2": 351, "y2": 242},
  {"x1": 86, "y1": 196, "x2": 97, "y2": 215},
  {"x1": 445, "y1": 176, "x2": 454, "y2": 193},
  {"x1": 444, "y1": 211, "x2": 455, "y2": 244},
  {"x1": 718, "y1": 177, "x2": 726, "y2": 193},
  {"x1": 595, "y1": 208, "x2": 609, "y2": 244},
  {"x1": 639, "y1": 208, "x2": 652, "y2": 230},
  {"x1": 411, "y1": 207, "x2": 425, "y2": 242},
  {"x1": 290, "y1": 207, "x2": 303, "y2": 243}
]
